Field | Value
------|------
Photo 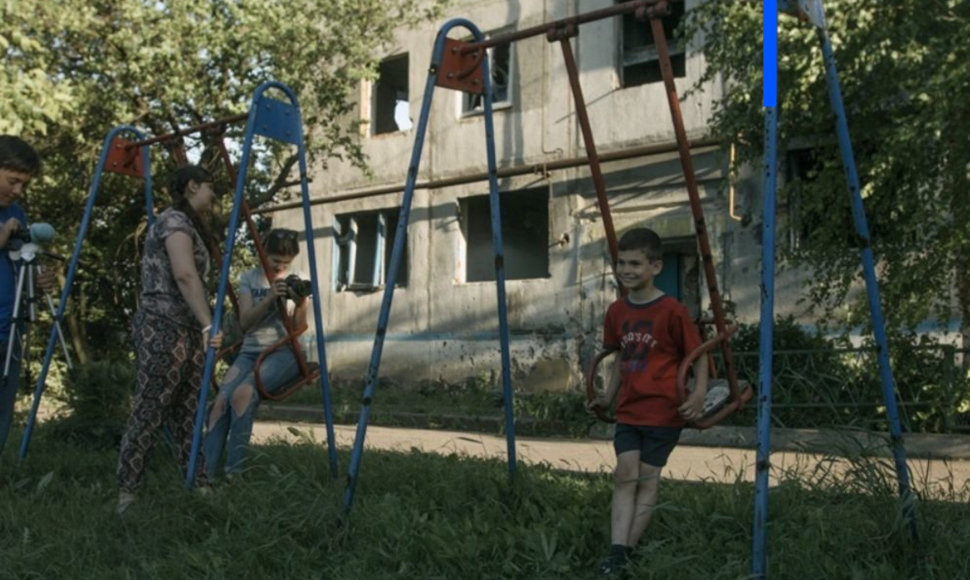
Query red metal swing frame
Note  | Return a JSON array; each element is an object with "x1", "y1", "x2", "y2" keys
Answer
[{"x1": 428, "y1": 0, "x2": 751, "y2": 429}]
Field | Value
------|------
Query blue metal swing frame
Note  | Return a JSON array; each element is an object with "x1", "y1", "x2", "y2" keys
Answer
[
  {"x1": 342, "y1": 18, "x2": 518, "y2": 515},
  {"x1": 754, "y1": 2, "x2": 917, "y2": 577},
  {"x1": 17, "y1": 83, "x2": 339, "y2": 484}
]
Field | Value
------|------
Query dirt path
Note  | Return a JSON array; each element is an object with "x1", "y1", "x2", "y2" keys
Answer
[{"x1": 252, "y1": 420, "x2": 970, "y2": 498}]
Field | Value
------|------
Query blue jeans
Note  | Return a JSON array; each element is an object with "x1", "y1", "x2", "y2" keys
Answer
[
  {"x1": 203, "y1": 347, "x2": 299, "y2": 477},
  {"x1": 0, "y1": 338, "x2": 22, "y2": 457}
]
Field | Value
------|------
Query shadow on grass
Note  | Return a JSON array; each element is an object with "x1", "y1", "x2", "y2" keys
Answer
[{"x1": 1, "y1": 423, "x2": 968, "y2": 579}]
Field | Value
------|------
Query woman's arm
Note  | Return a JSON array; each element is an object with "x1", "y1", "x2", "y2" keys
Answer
[
  {"x1": 291, "y1": 294, "x2": 310, "y2": 331},
  {"x1": 165, "y1": 231, "x2": 212, "y2": 328}
]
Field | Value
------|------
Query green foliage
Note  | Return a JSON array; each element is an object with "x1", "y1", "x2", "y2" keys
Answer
[
  {"x1": 1, "y1": 425, "x2": 969, "y2": 578},
  {"x1": 0, "y1": 0, "x2": 446, "y2": 358},
  {"x1": 47, "y1": 356, "x2": 135, "y2": 447},
  {"x1": 686, "y1": 0, "x2": 970, "y2": 333},
  {"x1": 725, "y1": 317, "x2": 968, "y2": 431}
]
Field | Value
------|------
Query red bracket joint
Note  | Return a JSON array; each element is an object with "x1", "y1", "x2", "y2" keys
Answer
[
  {"x1": 105, "y1": 137, "x2": 144, "y2": 178},
  {"x1": 435, "y1": 38, "x2": 484, "y2": 95}
]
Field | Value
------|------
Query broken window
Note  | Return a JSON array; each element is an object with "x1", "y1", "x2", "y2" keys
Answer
[
  {"x1": 462, "y1": 36, "x2": 513, "y2": 114},
  {"x1": 373, "y1": 54, "x2": 411, "y2": 135},
  {"x1": 333, "y1": 208, "x2": 408, "y2": 291},
  {"x1": 459, "y1": 187, "x2": 549, "y2": 282},
  {"x1": 617, "y1": 0, "x2": 685, "y2": 87}
]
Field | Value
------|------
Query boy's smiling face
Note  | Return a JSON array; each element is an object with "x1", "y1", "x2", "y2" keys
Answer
[{"x1": 616, "y1": 248, "x2": 662, "y2": 293}]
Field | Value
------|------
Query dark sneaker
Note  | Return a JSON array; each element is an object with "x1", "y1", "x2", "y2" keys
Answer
[{"x1": 597, "y1": 553, "x2": 629, "y2": 576}]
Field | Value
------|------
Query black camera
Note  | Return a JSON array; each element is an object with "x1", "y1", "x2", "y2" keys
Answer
[{"x1": 284, "y1": 274, "x2": 313, "y2": 299}]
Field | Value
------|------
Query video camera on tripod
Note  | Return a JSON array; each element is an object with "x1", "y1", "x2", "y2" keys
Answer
[
  {"x1": 3, "y1": 221, "x2": 72, "y2": 380},
  {"x1": 6, "y1": 222, "x2": 55, "y2": 262}
]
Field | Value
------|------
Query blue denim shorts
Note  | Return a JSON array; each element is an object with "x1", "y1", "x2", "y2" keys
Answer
[{"x1": 613, "y1": 423, "x2": 682, "y2": 467}]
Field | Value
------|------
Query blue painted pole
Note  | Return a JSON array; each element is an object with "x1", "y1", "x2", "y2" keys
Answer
[
  {"x1": 342, "y1": 21, "x2": 455, "y2": 513},
  {"x1": 752, "y1": 105, "x2": 780, "y2": 579},
  {"x1": 343, "y1": 18, "x2": 518, "y2": 513},
  {"x1": 186, "y1": 81, "x2": 326, "y2": 485},
  {"x1": 816, "y1": 21, "x2": 915, "y2": 536},
  {"x1": 185, "y1": 112, "x2": 255, "y2": 487},
  {"x1": 19, "y1": 126, "x2": 152, "y2": 458},
  {"x1": 479, "y1": 28, "x2": 517, "y2": 479},
  {"x1": 288, "y1": 88, "x2": 340, "y2": 477}
]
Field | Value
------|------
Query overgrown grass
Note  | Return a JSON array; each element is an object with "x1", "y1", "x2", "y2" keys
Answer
[{"x1": 2, "y1": 424, "x2": 969, "y2": 579}]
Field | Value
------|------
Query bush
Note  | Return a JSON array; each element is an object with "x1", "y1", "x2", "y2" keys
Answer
[
  {"x1": 49, "y1": 355, "x2": 135, "y2": 447},
  {"x1": 724, "y1": 317, "x2": 968, "y2": 432}
]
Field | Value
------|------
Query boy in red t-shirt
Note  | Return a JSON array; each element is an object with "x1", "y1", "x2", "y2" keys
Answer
[{"x1": 588, "y1": 227, "x2": 708, "y2": 576}]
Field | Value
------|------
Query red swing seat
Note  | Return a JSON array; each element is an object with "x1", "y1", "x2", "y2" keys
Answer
[
  {"x1": 585, "y1": 324, "x2": 752, "y2": 429},
  {"x1": 252, "y1": 327, "x2": 320, "y2": 402}
]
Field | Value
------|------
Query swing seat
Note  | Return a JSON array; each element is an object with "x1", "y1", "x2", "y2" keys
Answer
[
  {"x1": 676, "y1": 325, "x2": 753, "y2": 430},
  {"x1": 585, "y1": 325, "x2": 752, "y2": 428},
  {"x1": 252, "y1": 330, "x2": 319, "y2": 402}
]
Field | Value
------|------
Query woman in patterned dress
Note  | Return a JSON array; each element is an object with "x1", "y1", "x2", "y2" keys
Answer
[{"x1": 116, "y1": 164, "x2": 223, "y2": 514}]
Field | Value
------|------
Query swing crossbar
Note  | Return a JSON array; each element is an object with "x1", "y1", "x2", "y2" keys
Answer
[{"x1": 123, "y1": 113, "x2": 249, "y2": 149}]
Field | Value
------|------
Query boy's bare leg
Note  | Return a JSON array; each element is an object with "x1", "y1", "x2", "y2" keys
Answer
[
  {"x1": 610, "y1": 450, "x2": 642, "y2": 546},
  {"x1": 628, "y1": 462, "x2": 662, "y2": 547}
]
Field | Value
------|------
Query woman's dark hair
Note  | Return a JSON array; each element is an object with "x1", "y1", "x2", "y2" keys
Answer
[
  {"x1": 170, "y1": 164, "x2": 215, "y2": 248},
  {"x1": 265, "y1": 229, "x2": 300, "y2": 256}
]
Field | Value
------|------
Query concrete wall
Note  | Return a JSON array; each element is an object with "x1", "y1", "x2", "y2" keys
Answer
[{"x1": 271, "y1": 0, "x2": 792, "y2": 392}]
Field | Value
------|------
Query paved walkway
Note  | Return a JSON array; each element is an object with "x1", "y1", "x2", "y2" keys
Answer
[{"x1": 251, "y1": 420, "x2": 970, "y2": 498}]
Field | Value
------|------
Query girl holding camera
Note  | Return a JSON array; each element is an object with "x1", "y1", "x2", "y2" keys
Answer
[{"x1": 203, "y1": 228, "x2": 309, "y2": 478}]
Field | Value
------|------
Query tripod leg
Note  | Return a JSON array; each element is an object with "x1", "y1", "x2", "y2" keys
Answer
[
  {"x1": 45, "y1": 293, "x2": 73, "y2": 371},
  {"x1": 3, "y1": 264, "x2": 28, "y2": 378}
]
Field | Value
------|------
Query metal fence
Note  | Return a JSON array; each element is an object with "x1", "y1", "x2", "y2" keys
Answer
[{"x1": 717, "y1": 346, "x2": 970, "y2": 433}]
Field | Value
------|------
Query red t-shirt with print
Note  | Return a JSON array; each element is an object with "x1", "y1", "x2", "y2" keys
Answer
[{"x1": 602, "y1": 294, "x2": 702, "y2": 427}]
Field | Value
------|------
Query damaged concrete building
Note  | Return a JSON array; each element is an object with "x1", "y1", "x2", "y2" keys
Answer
[{"x1": 270, "y1": 0, "x2": 771, "y2": 394}]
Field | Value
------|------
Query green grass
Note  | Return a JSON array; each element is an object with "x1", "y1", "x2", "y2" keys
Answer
[
  {"x1": 1, "y1": 424, "x2": 969, "y2": 579},
  {"x1": 277, "y1": 379, "x2": 594, "y2": 437}
]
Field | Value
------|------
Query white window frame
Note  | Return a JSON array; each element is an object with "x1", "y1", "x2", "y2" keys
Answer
[
  {"x1": 370, "y1": 53, "x2": 411, "y2": 135},
  {"x1": 333, "y1": 210, "x2": 401, "y2": 292}
]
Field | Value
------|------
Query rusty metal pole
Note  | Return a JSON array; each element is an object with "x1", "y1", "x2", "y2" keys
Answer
[
  {"x1": 551, "y1": 23, "x2": 620, "y2": 273},
  {"x1": 649, "y1": 13, "x2": 740, "y2": 397}
]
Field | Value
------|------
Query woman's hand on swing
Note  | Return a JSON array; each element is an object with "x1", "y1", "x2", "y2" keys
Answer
[{"x1": 204, "y1": 326, "x2": 224, "y2": 350}]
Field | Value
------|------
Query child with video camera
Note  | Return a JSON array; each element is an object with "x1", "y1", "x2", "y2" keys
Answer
[{"x1": 203, "y1": 228, "x2": 310, "y2": 478}]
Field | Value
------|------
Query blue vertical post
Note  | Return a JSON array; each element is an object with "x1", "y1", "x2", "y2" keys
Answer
[
  {"x1": 480, "y1": 28, "x2": 517, "y2": 480},
  {"x1": 19, "y1": 126, "x2": 153, "y2": 458},
  {"x1": 752, "y1": 104, "x2": 780, "y2": 579},
  {"x1": 814, "y1": 12, "x2": 915, "y2": 535},
  {"x1": 343, "y1": 18, "x2": 517, "y2": 514},
  {"x1": 186, "y1": 81, "x2": 338, "y2": 483}
]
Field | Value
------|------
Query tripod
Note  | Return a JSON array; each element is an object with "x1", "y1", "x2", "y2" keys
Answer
[{"x1": 3, "y1": 243, "x2": 73, "y2": 381}]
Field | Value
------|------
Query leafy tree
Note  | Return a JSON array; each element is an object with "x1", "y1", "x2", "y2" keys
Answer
[
  {"x1": 1, "y1": 0, "x2": 445, "y2": 363},
  {"x1": 686, "y1": 0, "x2": 970, "y2": 345}
]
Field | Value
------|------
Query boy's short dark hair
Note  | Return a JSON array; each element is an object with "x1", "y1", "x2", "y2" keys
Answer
[
  {"x1": 0, "y1": 135, "x2": 41, "y2": 175},
  {"x1": 618, "y1": 227, "x2": 663, "y2": 261},
  {"x1": 265, "y1": 228, "x2": 300, "y2": 256}
]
